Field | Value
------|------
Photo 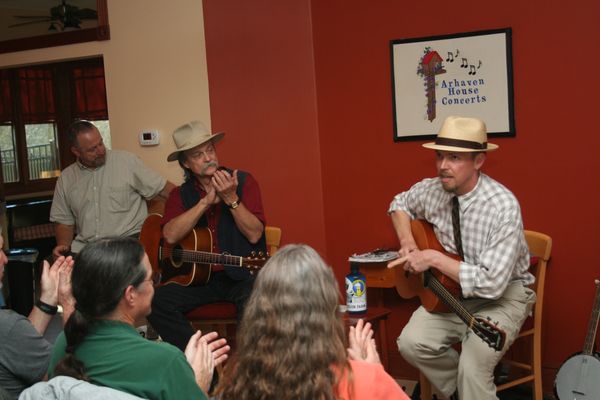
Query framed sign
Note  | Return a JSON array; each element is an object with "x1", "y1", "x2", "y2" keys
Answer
[{"x1": 390, "y1": 28, "x2": 514, "y2": 141}]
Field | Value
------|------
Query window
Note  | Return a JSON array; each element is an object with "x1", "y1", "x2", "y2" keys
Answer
[{"x1": 0, "y1": 58, "x2": 109, "y2": 196}]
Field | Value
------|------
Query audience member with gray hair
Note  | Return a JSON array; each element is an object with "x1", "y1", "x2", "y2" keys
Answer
[{"x1": 215, "y1": 244, "x2": 409, "y2": 400}]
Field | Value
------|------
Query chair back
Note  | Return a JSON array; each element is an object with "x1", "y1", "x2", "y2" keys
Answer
[
  {"x1": 524, "y1": 230, "x2": 552, "y2": 322},
  {"x1": 495, "y1": 229, "x2": 552, "y2": 400},
  {"x1": 265, "y1": 226, "x2": 282, "y2": 255}
]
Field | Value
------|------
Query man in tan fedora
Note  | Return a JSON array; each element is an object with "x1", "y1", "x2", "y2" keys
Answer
[
  {"x1": 148, "y1": 120, "x2": 266, "y2": 350},
  {"x1": 387, "y1": 116, "x2": 535, "y2": 400}
]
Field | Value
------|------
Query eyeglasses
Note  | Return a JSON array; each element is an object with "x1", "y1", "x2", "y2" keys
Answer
[{"x1": 137, "y1": 273, "x2": 161, "y2": 287}]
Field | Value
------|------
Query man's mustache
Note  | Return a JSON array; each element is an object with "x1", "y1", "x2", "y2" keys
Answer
[{"x1": 201, "y1": 161, "x2": 219, "y2": 174}]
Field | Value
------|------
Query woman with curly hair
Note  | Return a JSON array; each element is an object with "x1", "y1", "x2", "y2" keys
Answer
[{"x1": 216, "y1": 244, "x2": 409, "y2": 399}]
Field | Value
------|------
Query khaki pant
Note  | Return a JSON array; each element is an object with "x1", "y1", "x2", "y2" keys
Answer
[{"x1": 397, "y1": 283, "x2": 535, "y2": 400}]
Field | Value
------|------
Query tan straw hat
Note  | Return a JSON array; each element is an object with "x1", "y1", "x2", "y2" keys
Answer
[
  {"x1": 422, "y1": 116, "x2": 498, "y2": 152},
  {"x1": 167, "y1": 121, "x2": 225, "y2": 162}
]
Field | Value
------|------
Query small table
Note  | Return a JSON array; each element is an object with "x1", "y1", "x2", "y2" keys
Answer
[{"x1": 342, "y1": 306, "x2": 391, "y2": 371}]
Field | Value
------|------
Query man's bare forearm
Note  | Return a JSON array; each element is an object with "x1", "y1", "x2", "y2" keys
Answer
[
  {"x1": 162, "y1": 201, "x2": 210, "y2": 244},
  {"x1": 55, "y1": 223, "x2": 74, "y2": 247}
]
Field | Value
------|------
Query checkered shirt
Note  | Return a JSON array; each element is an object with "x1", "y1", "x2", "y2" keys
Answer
[{"x1": 388, "y1": 173, "x2": 534, "y2": 299}]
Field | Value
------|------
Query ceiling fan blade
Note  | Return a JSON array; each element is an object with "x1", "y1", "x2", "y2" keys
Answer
[
  {"x1": 75, "y1": 9, "x2": 98, "y2": 19},
  {"x1": 9, "y1": 19, "x2": 52, "y2": 28},
  {"x1": 12, "y1": 15, "x2": 52, "y2": 19}
]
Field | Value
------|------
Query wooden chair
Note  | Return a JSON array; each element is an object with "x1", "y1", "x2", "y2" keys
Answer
[
  {"x1": 418, "y1": 230, "x2": 552, "y2": 400},
  {"x1": 185, "y1": 226, "x2": 282, "y2": 338}
]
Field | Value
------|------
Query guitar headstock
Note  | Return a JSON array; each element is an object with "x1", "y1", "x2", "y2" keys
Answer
[
  {"x1": 242, "y1": 251, "x2": 269, "y2": 272},
  {"x1": 473, "y1": 317, "x2": 506, "y2": 351}
]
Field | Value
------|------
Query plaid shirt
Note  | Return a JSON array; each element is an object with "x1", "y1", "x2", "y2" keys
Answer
[{"x1": 388, "y1": 173, "x2": 534, "y2": 299}]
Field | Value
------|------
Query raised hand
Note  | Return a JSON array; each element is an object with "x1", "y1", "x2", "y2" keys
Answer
[
  {"x1": 212, "y1": 169, "x2": 239, "y2": 206},
  {"x1": 347, "y1": 319, "x2": 381, "y2": 364},
  {"x1": 39, "y1": 255, "x2": 74, "y2": 306},
  {"x1": 202, "y1": 184, "x2": 221, "y2": 205},
  {"x1": 185, "y1": 331, "x2": 230, "y2": 392},
  {"x1": 58, "y1": 259, "x2": 75, "y2": 315}
]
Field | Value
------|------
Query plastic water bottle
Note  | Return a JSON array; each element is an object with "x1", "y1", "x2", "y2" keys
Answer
[{"x1": 345, "y1": 263, "x2": 367, "y2": 313}]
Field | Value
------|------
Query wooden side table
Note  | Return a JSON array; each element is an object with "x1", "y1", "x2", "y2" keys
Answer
[
  {"x1": 352, "y1": 261, "x2": 396, "y2": 289},
  {"x1": 342, "y1": 306, "x2": 391, "y2": 371}
]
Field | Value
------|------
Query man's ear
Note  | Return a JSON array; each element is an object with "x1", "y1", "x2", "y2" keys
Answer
[
  {"x1": 123, "y1": 285, "x2": 136, "y2": 305},
  {"x1": 71, "y1": 145, "x2": 80, "y2": 159},
  {"x1": 474, "y1": 152, "x2": 486, "y2": 170}
]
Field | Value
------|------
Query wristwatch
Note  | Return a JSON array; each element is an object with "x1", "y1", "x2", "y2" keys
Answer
[{"x1": 229, "y1": 199, "x2": 240, "y2": 209}]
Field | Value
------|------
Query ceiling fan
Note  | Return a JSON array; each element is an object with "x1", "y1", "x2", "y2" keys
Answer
[{"x1": 8, "y1": 0, "x2": 98, "y2": 31}]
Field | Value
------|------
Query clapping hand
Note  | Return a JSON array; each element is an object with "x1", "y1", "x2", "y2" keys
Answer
[
  {"x1": 185, "y1": 330, "x2": 230, "y2": 393},
  {"x1": 39, "y1": 255, "x2": 74, "y2": 307},
  {"x1": 212, "y1": 169, "x2": 239, "y2": 205},
  {"x1": 347, "y1": 319, "x2": 381, "y2": 364}
]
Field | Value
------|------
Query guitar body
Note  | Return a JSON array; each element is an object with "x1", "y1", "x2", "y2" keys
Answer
[
  {"x1": 159, "y1": 227, "x2": 213, "y2": 286},
  {"x1": 139, "y1": 214, "x2": 267, "y2": 286},
  {"x1": 139, "y1": 213, "x2": 213, "y2": 286},
  {"x1": 394, "y1": 219, "x2": 462, "y2": 313},
  {"x1": 554, "y1": 352, "x2": 600, "y2": 400},
  {"x1": 394, "y1": 219, "x2": 506, "y2": 350},
  {"x1": 139, "y1": 213, "x2": 164, "y2": 281}
]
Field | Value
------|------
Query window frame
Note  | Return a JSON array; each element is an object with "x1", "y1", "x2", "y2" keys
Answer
[{"x1": 1, "y1": 57, "x2": 107, "y2": 197}]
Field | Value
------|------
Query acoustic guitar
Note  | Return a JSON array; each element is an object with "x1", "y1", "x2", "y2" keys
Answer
[
  {"x1": 554, "y1": 279, "x2": 600, "y2": 400},
  {"x1": 139, "y1": 213, "x2": 267, "y2": 286},
  {"x1": 394, "y1": 219, "x2": 506, "y2": 351}
]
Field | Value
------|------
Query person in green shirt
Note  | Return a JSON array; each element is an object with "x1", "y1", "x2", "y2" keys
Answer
[{"x1": 49, "y1": 237, "x2": 229, "y2": 400}]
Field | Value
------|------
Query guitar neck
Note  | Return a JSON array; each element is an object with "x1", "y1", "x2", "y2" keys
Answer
[
  {"x1": 163, "y1": 247, "x2": 243, "y2": 267},
  {"x1": 583, "y1": 280, "x2": 600, "y2": 355},
  {"x1": 424, "y1": 270, "x2": 475, "y2": 327}
]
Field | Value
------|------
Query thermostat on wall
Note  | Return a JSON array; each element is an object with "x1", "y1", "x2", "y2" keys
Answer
[{"x1": 139, "y1": 131, "x2": 160, "y2": 146}]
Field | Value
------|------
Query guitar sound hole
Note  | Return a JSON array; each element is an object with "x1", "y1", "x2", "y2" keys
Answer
[{"x1": 171, "y1": 244, "x2": 183, "y2": 266}]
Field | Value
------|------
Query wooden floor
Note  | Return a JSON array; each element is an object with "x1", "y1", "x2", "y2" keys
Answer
[{"x1": 397, "y1": 379, "x2": 557, "y2": 400}]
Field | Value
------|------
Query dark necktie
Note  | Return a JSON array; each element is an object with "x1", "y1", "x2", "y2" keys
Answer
[{"x1": 452, "y1": 196, "x2": 465, "y2": 260}]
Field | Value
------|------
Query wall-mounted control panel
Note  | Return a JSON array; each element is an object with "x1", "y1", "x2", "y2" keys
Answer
[{"x1": 139, "y1": 131, "x2": 160, "y2": 146}]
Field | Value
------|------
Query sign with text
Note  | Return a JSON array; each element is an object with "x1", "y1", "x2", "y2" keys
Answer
[{"x1": 390, "y1": 28, "x2": 515, "y2": 141}]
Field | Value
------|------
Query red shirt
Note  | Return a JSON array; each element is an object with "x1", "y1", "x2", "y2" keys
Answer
[
  {"x1": 163, "y1": 172, "x2": 266, "y2": 270},
  {"x1": 337, "y1": 360, "x2": 410, "y2": 400}
]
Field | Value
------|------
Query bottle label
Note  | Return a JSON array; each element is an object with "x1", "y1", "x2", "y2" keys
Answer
[{"x1": 345, "y1": 276, "x2": 367, "y2": 312}]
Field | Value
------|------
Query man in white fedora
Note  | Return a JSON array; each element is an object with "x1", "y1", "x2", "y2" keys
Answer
[
  {"x1": 148, "y1": 120, "x2": 266, "y2": 351},
  {"x1": 387, "y1": 116, "x2": 535, "y2": 400}
]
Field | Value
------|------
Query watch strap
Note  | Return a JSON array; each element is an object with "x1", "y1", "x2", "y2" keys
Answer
[{"x1": 36, "y1": 300, "x2": 58, "y2": 315}]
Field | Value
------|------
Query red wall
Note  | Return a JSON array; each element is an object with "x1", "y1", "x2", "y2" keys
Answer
[{"x1": 204, "y1": 0, "x2": 600, "y2": 387}]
